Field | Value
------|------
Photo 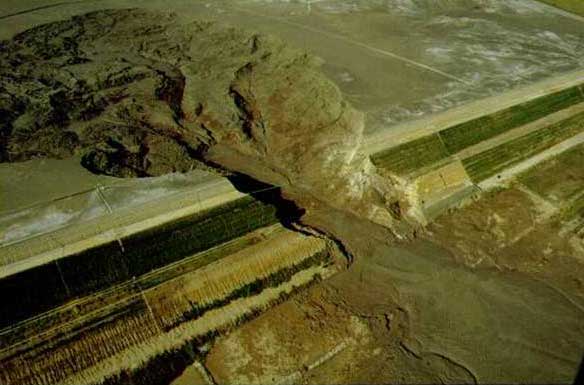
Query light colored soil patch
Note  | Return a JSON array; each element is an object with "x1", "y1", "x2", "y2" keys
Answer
[
  {"x1": 205, "y1": 284, "x2": 374, "y2": 385},
  {"x1": 414, "y1": 160, "x2": 471, "y2": 206},
  {"x1": 519, "y1": 143, "x2": 584, "y2": 204},
  {"x1": 170, "y1": 362, "x2": 211, "y2": 385}
]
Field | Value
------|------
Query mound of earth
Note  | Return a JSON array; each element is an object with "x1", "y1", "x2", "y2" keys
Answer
[{"x1": 0, "y1": 8, "x2": 416, "y2": 239}]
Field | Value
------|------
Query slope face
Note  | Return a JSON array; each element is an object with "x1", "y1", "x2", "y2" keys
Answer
[{"x1": 0, "y1": 9, "x2": 411, "y2": 240}]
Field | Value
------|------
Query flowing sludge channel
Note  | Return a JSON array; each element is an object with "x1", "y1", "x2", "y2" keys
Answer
[{"x1": 0, "y1": 6, "x2": 584, "y2": 385}]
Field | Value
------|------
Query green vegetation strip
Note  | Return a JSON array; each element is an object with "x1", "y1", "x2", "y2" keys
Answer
[
  {"x1": 0, "y1": 195, "x2": 280, "y2": 330},
  {"x1": 372, "y1": 84, "x2": 584, "y2": 175},
  {"x1": 536, "y1": 0, "x2": 584, "y2": 16},
  {"x1": 370, "y1": 133, "x2": 449, "y2": 175},
  {"x1": 166, "y1": 250, "x2": 329, "y2": 331},
  {"x1": 440, "y1": 85, "x2": 584, "y2": 154},
  {"x1": 462, "y1": 111, "x2": 584, "y2": 183}
]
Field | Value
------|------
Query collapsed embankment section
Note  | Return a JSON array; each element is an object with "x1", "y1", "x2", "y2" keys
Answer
[{"x1": 370, "y1": 81, "x2": 584, "y2": 220}]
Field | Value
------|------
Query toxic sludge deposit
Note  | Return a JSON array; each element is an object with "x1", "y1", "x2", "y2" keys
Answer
[
  {"x1": 1, "y1": 4, "x2": 584, "y2": 385},
  {"x1": 0, "y1": 8, "x2": 415, "y2": 239}
]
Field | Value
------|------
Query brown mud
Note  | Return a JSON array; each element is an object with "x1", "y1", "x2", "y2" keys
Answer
[
  {"x1": 203, "y1": 203, "x2": 584, "y2": 384},
  {"x1": 1, "y1": 8, "x2": 584, "y2": 385}
]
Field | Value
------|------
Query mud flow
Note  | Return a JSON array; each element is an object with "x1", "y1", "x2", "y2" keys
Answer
[{"x1": 0, "y1": 6, "x2": 583, "y2": 385}]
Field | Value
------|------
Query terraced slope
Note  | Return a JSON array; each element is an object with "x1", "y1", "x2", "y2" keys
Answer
[
  {"x1": 463, "y1": 111, "x2": 584, "y2": 182},
  {"x1": 0, "y1": 194, "x2": 282, "y2": 329},
  {"x1": 371, "y1": 84, "x2": 584, "y2": 176}
]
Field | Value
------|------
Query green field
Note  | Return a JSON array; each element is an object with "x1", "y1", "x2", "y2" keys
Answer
[
  {"x1": 372, "y1": 84, "x2": 584, "y2": 176},
  {"x1": 371, "y1": 133, "x2": 450, "y2": 175},
  {"x1": 537, "y1": 0, "x2": 584, "y2": 16},
  {"x1": 439, "y1": 85, "x2": 584, "y2": 154},
  {"x1": 462, "y1": 111, "x2": 584, "y2": 183}
]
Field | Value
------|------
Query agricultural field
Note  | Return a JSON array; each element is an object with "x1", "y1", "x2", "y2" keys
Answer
[
  {"x1": 537, "y1": 0, "x2": 584, "y2": 16},
  {"x1": 519, "y1": 143, "x2": 584, "y2": 204},
  {"x1": 371, "y1": 84, "x2": 584, "y2": 178},
  {"x1": 462, "y1": 111, "x2": 584, "y2": 183},
  {"x1": 0, "y1": 195, "x2": 280, "y2": 329},
  {"x1": 370, "y1": 134, "x2": 449, "y2": 175},
  {"x1": 439, "y1": 85, "x2": 584, "y2": 154}
]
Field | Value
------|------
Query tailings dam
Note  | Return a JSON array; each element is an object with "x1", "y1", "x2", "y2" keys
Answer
[{"x1": 1, "y1": 2, "x2": 584, "y2": 384}]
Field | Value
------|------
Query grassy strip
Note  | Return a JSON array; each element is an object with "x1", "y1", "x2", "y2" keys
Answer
[
  {"x1": 0, "y1": 196, "x2": 279, "y2": 329},
  {"x1": 536, "y1": 0, "x2": 584, "y2": 16},
  {"x1": 165, "y1": 250, "x2": 330, "y2": 331},
  {"x1": 372, "y1": 85, "x2": 584, "y2": 176},
  {"x1": 439, "y1": 85, "x2": 584, "y2": 154},
  {"x1": 370, "y1": 133, "x2": 450, "y2": 175},
  {"x1": 462, "y1": 111, "x2": 584, "y2": 183},
  {"x1": 518, "y1": 143, "x2": 584, "y2": 202}
]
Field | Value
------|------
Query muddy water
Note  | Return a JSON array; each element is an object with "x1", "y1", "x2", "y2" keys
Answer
[{"x1": 302, "y1": 205, "x2": 584, "y2": 383}]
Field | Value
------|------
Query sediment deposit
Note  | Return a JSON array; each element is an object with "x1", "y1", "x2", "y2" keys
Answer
[{"x1": 2, "y1": 6, "x2": 584, "y2": 385}]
